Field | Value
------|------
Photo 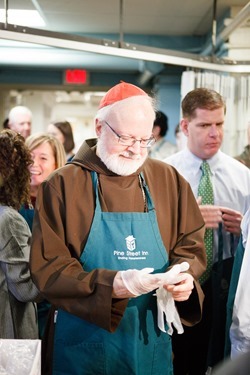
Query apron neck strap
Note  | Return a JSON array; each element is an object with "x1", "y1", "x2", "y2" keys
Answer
[
  {"x1": 138, "y1": 172, "x2": 154, "y2": 211},
  {"x1": 90, "y1": 171, "x2": 155, "y2": 212}
]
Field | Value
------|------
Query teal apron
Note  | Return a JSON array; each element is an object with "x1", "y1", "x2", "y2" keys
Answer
[{"x1": 53, "y1": 172, "x2": 172, "y2": 375}]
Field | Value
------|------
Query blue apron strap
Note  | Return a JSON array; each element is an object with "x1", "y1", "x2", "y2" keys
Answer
[
  {"x1": 90, "y1": 171, "x2": 101, "y2": 212},
  {"x1": 211, "y1": 223, "x2": 225, "y2": 286},
  {"x1": 218, "y1": 222, "x2": 223, "y2": 263},
  {"x1": 230, "y1": 233, "x2": 235, "y2": 257},
  {"x1": 139, "y1": 172, "x2": 155, "y2": 211},
  {"x1": 90, "y1": 170, "x2": 98, "y2": 189},
  {"x1": 217, "y1": 225, "x2": 235, "y2": 263},
  {"x1": 91, "y1": 171, "x2": 155, "y2": 212},
  {"x1": 224, "y1": 234, "x2": 245, "y2": 357},
  {"x1": 209, "y1": 223, "x2": 235, "y2": 365}
]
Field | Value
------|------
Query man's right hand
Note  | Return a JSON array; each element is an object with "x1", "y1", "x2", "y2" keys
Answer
[
  {"x1": 197, "y1": 197, "x2": 223, "y2": 229},
  {"x1": 112, "y1": 268, "x2": 159, "y2": 298}
]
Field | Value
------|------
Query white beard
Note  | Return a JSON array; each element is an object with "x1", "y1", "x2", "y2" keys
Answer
[{"x1": 97, "y1": 134, "x2": 147, "y2": 176}]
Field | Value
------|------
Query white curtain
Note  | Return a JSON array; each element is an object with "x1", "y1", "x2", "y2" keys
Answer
[{"x1": 181, "y1": 71, "x2": 250, "y2": 156}]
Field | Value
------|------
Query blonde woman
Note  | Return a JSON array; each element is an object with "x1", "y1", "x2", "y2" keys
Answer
[
  {"x1": 19, "y1": 133, "x2": 66, "y2": 338},
  {"x1": 20, "y1": 133, "x2": 66, "y2": 231}
]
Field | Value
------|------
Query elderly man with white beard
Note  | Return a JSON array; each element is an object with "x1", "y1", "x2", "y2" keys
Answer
[{"x1": 30, "y1": 82, "x2": 206, "y2": 375}]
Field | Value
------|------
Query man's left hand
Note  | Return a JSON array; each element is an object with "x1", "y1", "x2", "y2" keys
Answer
[
  {"x1": 163, "y1": 273, "x2": 194, "y2": 301},
  {"x1": 220, "y1": 207, "x2": 243, "y2": 236}
]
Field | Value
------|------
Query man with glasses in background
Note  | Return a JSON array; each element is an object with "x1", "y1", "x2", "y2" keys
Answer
[{"x1": 30, "y1": 82, "x2": 206, "y2": 375}]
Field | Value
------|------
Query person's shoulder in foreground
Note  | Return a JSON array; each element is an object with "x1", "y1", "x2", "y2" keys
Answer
[{"x1": 213, "y1": 351, "x2": 250, "y2": 375}]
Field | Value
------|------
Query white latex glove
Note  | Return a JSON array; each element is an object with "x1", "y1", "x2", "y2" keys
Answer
[
  {"x1": 156, "y1": 287, "x2": 184, "y2": 335},
  {"x1": 155, "y1": 262, "x2": 190, "y2": 335},
  {"x1": 120, "y1": 267, "x2": 162, "y2": 296},
  {"x1": 155, "y1": 262, "x2": 190, "y2": 286}
]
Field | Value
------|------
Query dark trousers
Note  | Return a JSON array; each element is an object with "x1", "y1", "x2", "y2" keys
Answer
[{"x1": 172, "y1": 279, "x2": 213, "y2": 375}]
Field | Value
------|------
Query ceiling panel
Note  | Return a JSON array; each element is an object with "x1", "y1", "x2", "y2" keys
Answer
[{"x1": 3, "y1": 0, "x2": 249, "y2": 35}]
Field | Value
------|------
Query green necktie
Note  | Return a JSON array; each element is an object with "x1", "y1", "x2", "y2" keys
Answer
[{"x1": 198, "y1": 161, "x2": 214, "y2": 284}]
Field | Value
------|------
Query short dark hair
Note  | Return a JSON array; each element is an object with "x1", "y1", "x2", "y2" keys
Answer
[
  {"x1": 153, "y1": 111, "x2": 168, "y2": 137},
  {"x1": 182, "y1": 88, "x2": 226, "y2": 120},
  {"x1": 3, "y1": 118, "x2": 9, "y2": 129},
  {"x1": 53, "y1": 121, "x2": 75, "y2": 154},
  {"x1": 175, "y1": 123, "x2": 180, "y2": 135}
]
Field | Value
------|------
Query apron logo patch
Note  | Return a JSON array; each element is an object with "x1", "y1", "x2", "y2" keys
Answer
[
  {"x1": 126, "y1": 235, "x2": 136, "y2": 250},
  {"x1": 113, "y1": 234, "x2": 149, "y2": 261}
]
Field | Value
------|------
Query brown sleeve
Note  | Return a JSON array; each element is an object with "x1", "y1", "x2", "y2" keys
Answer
[{"x1": 169, "y1": 170, "x2": 206, "y2": 325}]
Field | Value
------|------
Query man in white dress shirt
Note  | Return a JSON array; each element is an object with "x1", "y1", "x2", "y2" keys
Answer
[{"x1": 164, "y1": 88, "x2": 250, "y2": 374}]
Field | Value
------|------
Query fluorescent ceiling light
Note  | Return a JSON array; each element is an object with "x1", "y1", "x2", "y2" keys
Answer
[{"x1": 0, "y1": 10, "x2": 46, "y2": 28}]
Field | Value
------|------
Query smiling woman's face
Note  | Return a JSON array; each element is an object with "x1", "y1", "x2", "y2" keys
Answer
[{"x1": 29, "y1": 141, "x2": 56, "y2": 189}]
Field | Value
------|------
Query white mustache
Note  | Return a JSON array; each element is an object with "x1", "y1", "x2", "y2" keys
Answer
[{"x1": 120, "y1": 151, "x2": 141, "y2": 160}]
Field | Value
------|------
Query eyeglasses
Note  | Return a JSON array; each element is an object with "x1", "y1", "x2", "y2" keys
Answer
[{"x1": 104, "y1": 121, "x2": 156, "y2": 148}]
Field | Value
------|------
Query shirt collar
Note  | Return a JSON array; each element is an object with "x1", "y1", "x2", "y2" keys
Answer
[{"x1": 183, "y1": 147, "x2": 221, "y2": 175}]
